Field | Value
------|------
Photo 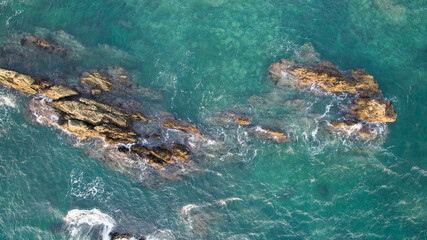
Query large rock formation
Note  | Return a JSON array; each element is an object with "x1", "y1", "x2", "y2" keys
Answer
[{"x1": 0, "y1": 67, "x2": 197, "y2": 170}]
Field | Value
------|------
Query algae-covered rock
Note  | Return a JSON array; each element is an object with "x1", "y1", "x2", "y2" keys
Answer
[{"x1": 349, "y1": 97, "x2": 397, "y2": 123}]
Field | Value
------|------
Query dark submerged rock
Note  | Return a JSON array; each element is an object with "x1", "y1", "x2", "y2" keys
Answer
[{"x1": 20, "y1": 34, "x2": 70, "y2": 57}]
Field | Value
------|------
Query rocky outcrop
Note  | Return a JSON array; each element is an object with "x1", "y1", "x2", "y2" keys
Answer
[
  {"x1": 349, "y1": 98, "x2": 397, "y2": 123},
  {"x1": 163, "y1": 118, "x2": 201, "y2": 135},
  {"x1": 20, "y1": 34, "x2": 70, "y2": 57},
  {"x1": 268, "y1": 59, "x2": 382, "y2": 97},
  {"x1": 0, "y1": 67, "x2": 197, "y2": 170}
]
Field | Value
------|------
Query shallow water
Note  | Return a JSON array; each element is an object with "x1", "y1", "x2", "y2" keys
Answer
[{"x1": 0, "y1": 0, "x2": 426, "y2": 239}]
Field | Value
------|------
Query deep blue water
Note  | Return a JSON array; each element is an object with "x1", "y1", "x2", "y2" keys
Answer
[{"x1": 0, "y1": 0, "x2": 426, "y2": 239}]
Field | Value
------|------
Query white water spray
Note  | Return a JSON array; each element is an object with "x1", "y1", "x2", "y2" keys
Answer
[{"x1": 63, "y1": 209, "x2": 116, "y2": 240}]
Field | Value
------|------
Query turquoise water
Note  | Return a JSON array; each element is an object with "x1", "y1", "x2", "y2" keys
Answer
[{"x1": 0, "y1": 0, "x2": 426, "y2": 239}]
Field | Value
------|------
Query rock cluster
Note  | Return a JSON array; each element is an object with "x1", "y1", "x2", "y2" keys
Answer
[
  {"x1": 268, "y1": 58, "x2": 397, "y2": 138},
  {"x1": 0, "y1": 67, "x2": 195, "y2": 168}
]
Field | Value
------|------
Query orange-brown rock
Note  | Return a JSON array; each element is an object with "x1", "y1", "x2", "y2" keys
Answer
[
  {"x1": 80, "y1": 72, "x2": 113, "y2": 91},
  {"x1": 163, "y1": 118, "x2": 201, "y2": 135},
  {"x1": 268, "y1": 59, "x2": 382, "y2": 97},
  {"x1": 0, "y1": 68, "x2": 50, "y2": 94},
  {"x1": 251, "y1": 127, "x2": 290, "y2": 143},
  {"x1": 42, "y1": 84, "x2": 79, "y2": 100},
  {"x1": 349, "y1": 98, "x2": 397, "y2": 123}
]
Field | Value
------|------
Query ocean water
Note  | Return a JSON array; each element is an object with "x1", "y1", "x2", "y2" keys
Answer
[{"x1": 0, "y1": 0, "x2": 426, "y2": 239}]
